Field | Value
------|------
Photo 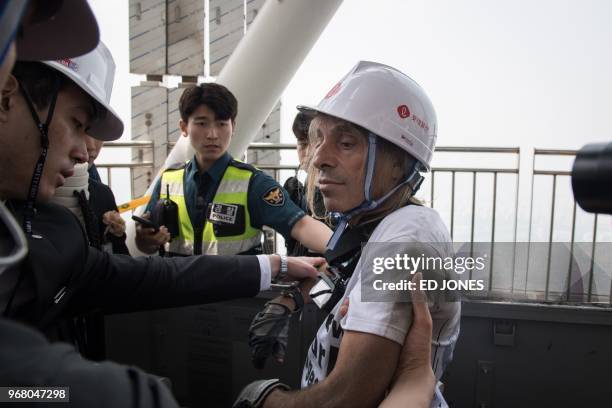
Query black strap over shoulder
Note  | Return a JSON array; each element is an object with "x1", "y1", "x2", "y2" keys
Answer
[
  {"x1": 164, "y1": 161, "x2": 187, "y2": 172},
  {"x1": 229, "y1": 159, "x2": 258, "y2": 174},
  {"x1": 324, "y1": 201, "x2": 415, "y2": 280},
  {"x1": 322, "y1": 219, "x2": 381, "y2": 285}
]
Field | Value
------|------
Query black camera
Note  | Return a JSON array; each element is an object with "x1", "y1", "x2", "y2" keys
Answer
[
  {"x1": 571, "y1": 141, "x2": 612, "y2": 215},
  {"x1": 151, "y1": 184, "x2": 180, "y2": 239}
]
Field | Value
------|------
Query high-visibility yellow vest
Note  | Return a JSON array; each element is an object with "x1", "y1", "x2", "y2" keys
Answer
[{"x1": 160, "y1": 161, "x2": 263, "y2": 255}]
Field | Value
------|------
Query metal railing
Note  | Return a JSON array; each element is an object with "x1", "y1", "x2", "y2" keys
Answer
[
  {"x1": 96, "y1": 141, "x2": 610, "y2": 305},
  {"x1": 426, "y1": 147, "x2": 522, "y2": 302},
  {"x1": 524, "y1": 149, "x2": 609, "y2": 304},
  {"x1": 96, "y1": 141, "x2": 154, "y2": 199},
  {"x1": 429, "y1": 146, "x2": 521, "y2": 243}
]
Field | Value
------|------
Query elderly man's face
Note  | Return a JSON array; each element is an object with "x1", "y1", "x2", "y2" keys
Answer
[{"x1": 310, "y1": 116, "x2": 368, "y2": 212}]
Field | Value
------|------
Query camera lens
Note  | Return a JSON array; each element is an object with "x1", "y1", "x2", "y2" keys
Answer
[{"x1": 571, "y1": 141, "x2": 612, "y2": 214}]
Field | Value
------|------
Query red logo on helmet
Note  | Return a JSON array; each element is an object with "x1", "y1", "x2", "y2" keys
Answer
[
  {"x1": 325, "y1": 82, "x2": 342, "y2": 99},
  {"x1": 397, "y1": 105, "x2": 410, "y2": 119},
  {"x1": 58, "y1": 59, "x2": 79, "y2": 72}
]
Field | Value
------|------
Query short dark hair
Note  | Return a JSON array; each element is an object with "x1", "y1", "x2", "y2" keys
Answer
[
  {"x1": 11, "y1": 61, "x2": 103, "y2": 121},
  {"x1": 292, "y1": 112, "x2": 312, "y2": 141},
  {"x1": 11, "y1": 61, "x2": 70, "y2": 110},
  {"x1": 179, "y1": 83, "x2": 238, "y2": 123}
]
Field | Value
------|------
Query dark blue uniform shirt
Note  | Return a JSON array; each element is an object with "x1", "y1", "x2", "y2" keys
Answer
[{"x1": 145, "y1": 153, "x2": 305, "y2": 239}]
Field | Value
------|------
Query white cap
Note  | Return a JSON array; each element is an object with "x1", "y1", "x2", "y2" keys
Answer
[
  {"x1": 43, "y1": 41, "x2": 123, "y2": 141},
  {"x1": 299, "y1": 61, "x2": 437, "y2": 171}
]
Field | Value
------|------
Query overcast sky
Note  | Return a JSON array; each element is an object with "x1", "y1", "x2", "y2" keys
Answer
[{"x1": 90, "y1": 0, "x2": 612, "y2": 151}]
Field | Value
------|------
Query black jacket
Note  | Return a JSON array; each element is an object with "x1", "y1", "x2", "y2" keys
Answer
[
  {"x1": 0, "y1": 200, "x2": 262, "y2": 342},
  {"x1": 88, "y1": 178, "x2": 130, "y2": 255},
  {"x1": 0, "y1": 317, "x2": 179, "y2": 408}
]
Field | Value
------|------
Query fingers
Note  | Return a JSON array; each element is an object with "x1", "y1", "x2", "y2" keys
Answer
[
  {"x1": 138, "y1": 225, "x2": 170, "y2": 246},
  {"x1": 397, "y1": 272, "x2": 433, "y2": 371},
  {"x1": 152, "y1": 226, "x2": 171, "y2": 244},
  {"x1": 338, "y1": 297, "x2": 349, "y2": 318},
  {"x1": 103, "y1": 210, "x2": 122, "y2": 222},
  {"x1": 301, "y1": 256, "x2": 327, "y2": 269},
  {"x1": 410, "y1": 273, "x2": 432, "y2": 333},
  {"x1": 103, "y1": 211, "x2": 126, "y2": 236},
  {"x1": 390, "y1": 273, "x2": 435, "y2": 389},
  {"x1": 134, "y1": 212, "x2": 169, "y2": 245},
  {"x1": 285, "y1": 257, "x2": 319, "y2": 280},
  {"x1": 410, "y1": 272, "x2": 426, "y2": 302},
  {"x1": 102, "y1": 212, "x2": 111, "y2": 225}
]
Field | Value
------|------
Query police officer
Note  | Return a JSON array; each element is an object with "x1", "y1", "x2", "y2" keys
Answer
[{"x1": 135, "y1": 83, "x2": 332, "y2": 256}]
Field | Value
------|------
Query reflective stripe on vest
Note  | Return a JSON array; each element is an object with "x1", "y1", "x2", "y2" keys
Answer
[{"x1": 160, "y1": 162, "x2": 263, "y2": 255}]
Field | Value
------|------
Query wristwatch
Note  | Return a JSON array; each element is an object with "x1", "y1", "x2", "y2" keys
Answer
[{"x1": 275, "y1": 255, "x2": 288, "y2": 282}]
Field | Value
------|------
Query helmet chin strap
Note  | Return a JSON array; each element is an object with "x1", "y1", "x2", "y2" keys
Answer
[
  {"x1": 16, "y1": 73, "x2": 60, "y2": 235},
  {"x1": 326, "y1": 133, "x2": 424, "y2": 251},
  {"x1": 0, "y1": 201, "x2": 28, "y2": 275}
]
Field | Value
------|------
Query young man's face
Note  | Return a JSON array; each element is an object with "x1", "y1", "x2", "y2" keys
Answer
[
  {"x1": 180, "y1": 104, "x2": 233, "y2": 169},
  {"x1": 296, "y1": 137, "x2": 309, "y2": 169},
  {"x1": 85, "y1": 135, "x2": 104, "y2": 167},
  {"x1": 311, "y1": 116, "x2": 368, "y2": 212},
  {"x1": 0, "y1": 77, "x2": 91, "y2": 201}
]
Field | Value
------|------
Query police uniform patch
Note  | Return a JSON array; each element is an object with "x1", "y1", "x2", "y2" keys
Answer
[
  {"x1": 208, "y1": 203, "x2": 238, "y2": 224},
  {"x1": 262, "y1": 186, "x2": 285, "y2": 206}
]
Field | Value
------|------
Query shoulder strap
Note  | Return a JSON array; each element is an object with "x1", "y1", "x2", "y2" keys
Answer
[
  {"x1": 229, "y1": 159, "x2": 257, "y2": 174},
  {"x1": 324, "y1": 216, "x2": 385, "y2": 279},
  {"x1": 165, "y1": 161, "x2": 187, "y2": 172}
]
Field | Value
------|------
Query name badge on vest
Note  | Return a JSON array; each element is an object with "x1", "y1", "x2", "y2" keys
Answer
[{"x1": 207, "y1": 203, "x2": 246, "y2": 236}]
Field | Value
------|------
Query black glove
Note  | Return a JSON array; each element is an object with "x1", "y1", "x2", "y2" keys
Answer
[
  {"x1": 233, "y1": 379, "x2": 290, "y2": 408},
  {"x1": 249, "y1": 301, "x2": 292, "y2": 369}
]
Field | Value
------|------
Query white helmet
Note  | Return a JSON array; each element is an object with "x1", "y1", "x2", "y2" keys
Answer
[
  {"x1": 299, "y1": 61, "x2": 437, "y2": 171},
  {"x1": 42, "y1": 41, "x2": 123, "y2": 141}
]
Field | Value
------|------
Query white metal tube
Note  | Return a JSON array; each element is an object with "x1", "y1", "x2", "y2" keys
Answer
[
  {"x1": 126, "y1": 0, "x2": 343, "y2": 256},
  {"x1": 164, "y1": 0, "x2": 343, "y2": 165},
  {"x1": 222, "y1": 0, "x2": 344, "y2": 157}
]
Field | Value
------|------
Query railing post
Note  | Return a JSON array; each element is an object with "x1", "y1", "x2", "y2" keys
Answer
[
  {"x1": 489, "y1": 172, "x2": 498, "y2": 292},
  {"x1": 544, "y1": 175, "x2": 557, "y2": 301}
]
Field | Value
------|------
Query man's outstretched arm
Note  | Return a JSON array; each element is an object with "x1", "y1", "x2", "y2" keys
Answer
[
  {"x1": 263, "y1": 330, "x2": 401, "y2": 408},
  {"x1": 290, "y1": 215, "x2": 332, "y2": 254}
]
